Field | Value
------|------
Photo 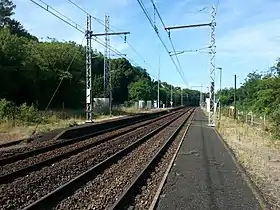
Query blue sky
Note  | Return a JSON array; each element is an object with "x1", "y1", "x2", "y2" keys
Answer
[{"x1": 13, "y1": 0, "x2": 280, "y2": 92}]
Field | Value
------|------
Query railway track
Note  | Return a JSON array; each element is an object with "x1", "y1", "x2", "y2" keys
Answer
[
  {"x1": 12, "y1": 108, "x2": 195, "y2": 210},
  {"x1": 113, "y1": 109, "x2": 195, "y2": 210},
  {"x1": 0, "y1": 110, "x2": 183, "y2": 184},
  {"x1": 0, "y1": 110, "x2": 176, "y2": 159},
  {"x1": 0, "y1": 108, "x2": 190, "y2": 209}
]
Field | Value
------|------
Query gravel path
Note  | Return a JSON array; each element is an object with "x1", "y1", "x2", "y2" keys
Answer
[
  {"x1": 55, "y1": 112, "x2": 189, "y2": 210},
  {"x1": 0, "y1": 111, "x2": 184, "y2": 209},
  {"x1": 0, "y1": 111, "x2": 179, "y2": 177}
]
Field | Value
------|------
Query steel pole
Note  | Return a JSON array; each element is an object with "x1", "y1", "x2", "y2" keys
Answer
[{"x1": 157, "y1": 56, "x2": 160, "y2": 108}]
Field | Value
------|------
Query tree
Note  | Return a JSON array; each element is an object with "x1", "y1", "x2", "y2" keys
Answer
[
  {"x1": 129, "y1": 79, "x2": 152, "y2": 101},
  {"x1": 6, "y1": 19, "x2": 38, "y2": 41},
  {"x1": 0, "y1": 0, "x2": 205, "y2": 112},
  {"x1": 0, "y1": 0, "x2": 15, "y2": 26}
]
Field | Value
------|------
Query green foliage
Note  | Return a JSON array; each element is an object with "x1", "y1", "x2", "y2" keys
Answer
[
  {"x1": 18, "y1": 103, "x2": 39, "y2": 124},
  {"x1": 0, "y1": 98, "x2": 17, "y2": 120},
  {"x1": 0, "y1": 0, "x2": 15, "y2": 26},
  {"x1": 129, "y1": 79, "x2": 152, "y2": 101},
  {"x1": 0, "y1": 0, "x2": 201, "y2": 129},
  {"x1": 0, "y1": 99, "x2": 40, "y2": 124},
  {"x1": 219, "y1": 62, "x2": 280, "y2": 139}
]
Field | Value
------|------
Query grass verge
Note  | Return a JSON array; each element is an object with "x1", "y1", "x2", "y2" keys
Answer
[
  {"x1": 217, "y1": 116, "x2": 280, "y2": 210},
  {"x1": 0, "y1": 107, "x2": 165, "y2": 145}
]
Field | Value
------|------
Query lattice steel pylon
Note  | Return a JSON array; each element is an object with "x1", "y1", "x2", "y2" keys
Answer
[
  {"x1": 104, "y1": 14, "x2": 112, "y2": 115},
  {"x1": 104, "y1": 15, "x2": 110, "y2": 98},
  {"x1": 208, "y1": 5, "x2": 216, "y2": 127},
  {"x1": 85, "y1": 15, "x2": 93, "y2": 122}
]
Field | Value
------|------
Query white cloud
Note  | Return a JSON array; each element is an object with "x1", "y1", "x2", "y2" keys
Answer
[{"x1": 218, "y1": 19, "x2": 280, "y2": 61}]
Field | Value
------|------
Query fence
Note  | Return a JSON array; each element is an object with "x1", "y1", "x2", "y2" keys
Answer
[{"x1": 222, "y1": 108, "x2": 267, "y2": 129}]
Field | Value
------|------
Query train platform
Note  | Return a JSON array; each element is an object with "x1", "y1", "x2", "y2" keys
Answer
[{"x1": 156, "y1": 109, "x2": 263, "y2": 210}]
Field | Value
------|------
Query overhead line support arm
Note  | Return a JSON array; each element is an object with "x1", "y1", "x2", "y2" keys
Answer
[
  {"x1": 91, "y1": 32, "x2": 130, "y2": 37},
  {"x1": 165, "y1": 23, "x2": 211, "y2": 31}
]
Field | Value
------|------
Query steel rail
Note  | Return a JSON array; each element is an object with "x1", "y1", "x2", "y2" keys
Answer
[
  {"x1": 0, "y1": 138, "x2": 35, "y2": 148},
  {"x1": 0, "y1": 110, "x2": 182, "y2": 166},
  {"x1": 22, "y1": 110, "x2": 187, "y2": 210},
  {"x1": 109, "y1": 108, "x2": 195, "y2": 209},
  {"x1": 0, "y1": 110, "x2": 186, "y2": 184},
  {"x1": 148, "y1": 109, "x2": 195, "y2": 210}
]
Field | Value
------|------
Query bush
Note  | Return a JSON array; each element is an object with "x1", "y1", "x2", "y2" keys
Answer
[
  {"x1": 271, "y1": 107, "x2": 280, "y2": 140},
  {"x1": 18, "y1": 103, "x2": 40, "y2": 124},
  {"x1": 0, "y1": 99, "x2": 41, "y2": 125},
  {"x1": 0, "y1": 99, "x2": 17, "y2": 121}
]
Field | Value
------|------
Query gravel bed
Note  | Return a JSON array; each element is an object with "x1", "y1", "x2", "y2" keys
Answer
[
  {"x1": 0, "y1": 138, "x2": 69, "y2": 159},
  {"x1": 132, "y1": 122, "x2": 189, "y2": 209},
  {"x1": 0, "y1": 111, "x2": 184, "y2": 209},
  {"x1": 55, "y1": 112, "x2": 189, "y2": 210},
  {"x1": 0, "y1": 112, "x2": 179, "y2": 177},
  {"x1": 0, "y1": 113, "x2": 177, "y2": 159}
]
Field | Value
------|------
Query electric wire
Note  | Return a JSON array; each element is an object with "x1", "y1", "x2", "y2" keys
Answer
[
  {"x1": 215, "y1": 0, "x2": 220, "y2": 15},
  {"x1": 67, "y1": 0, "x2": 157, "y2": 75},
  {"x1": 31, "y1": 0, "x2": 158, "y2": 82},
  {"x1": 30, "y1": 0, "x2": 84, "y2": 33},
  {"x1": 29, "y1": 0, "x2": 160, "y2": 135},
  {"x1": 150, "y1": 0, "x2": 186, "y2": 80},
  {"x1": 136, "y1": 0, "x2": 188, "y2": 86},
  {"x1": 30, "y1": 0, "x2": 138, "y2": 68}
]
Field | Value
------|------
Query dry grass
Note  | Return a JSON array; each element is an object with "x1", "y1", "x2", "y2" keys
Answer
[
  {"x1": 217, "y1": 116, "x2": 280, "y2": 209},
  {"x1": 0, "y1": 107, "x2": 165, "y2": 145},
  {"x1": 0, "y1": 118, "x2": 85, "y2": 145}
]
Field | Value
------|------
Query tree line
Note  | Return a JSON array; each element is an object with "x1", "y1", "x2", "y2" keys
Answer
[
  {"x1": 0, "y1": 0, "x2": 200, "y2": 113},
  {"x1": 217, "y1": 62, "x2": 280, "y2": 138}
]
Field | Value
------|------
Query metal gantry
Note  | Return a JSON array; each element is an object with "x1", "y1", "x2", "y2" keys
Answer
[
  {"x1": 217, "y1": 67, "x2": 222, "y2": 120},
  {"x1": 85, "y1": 15, "x2": 93, "y2": 122},
  {"x1": 90, "y1": 15, "x2": 130, "y2": 117},
  {"x1": 181, "y1": 88, "x2": 183, "y2": 106},
  {"x1": 104, "y1": 15, "x2": 112, "y2": 114},
  {"x1": 209, "y1": 5, "x2": 216, "y2": 127},
  {"x1": 170, "y1": 85, "x2": 173, "y2": 108},
  {"x1": 165, "y1": 5, "x2": 217, "y2": 127},
  {"x1": 29, "y1": 0, "x2": 131, "y2": 122}
]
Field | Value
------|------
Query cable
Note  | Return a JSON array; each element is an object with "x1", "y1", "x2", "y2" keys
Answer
[
  {"x1": 30, "y1": 0, "x2": 134, "y2": 64},
  {"x1": 150, "y1": 0, "x2": 184, "y2": 76},
  {"x1": 31, "y1": 0, "x2": 84, "y2": 33},
  {"x1": 188, "y1": 7, "x2": 208, "y2": 14},
  {"x1": 67, "y1": 0, "x2": 157, "y2": 74},
  {"x1": 215, "y1": 0, "x2": 220, "y2": 15},
  {"x1": 149, "y1": 0, "x2": 187, "y2": 82},
  {"x1": 136, "y1": 0, "x2": 188, "y2": 86},
  {"x1": 31, "y1": 0, "x2": 158, "y2": 81},
  {"x1": 171, "y1": 46, "x2": 211, "y2": 55},
  {"x1": 30, "y1": 35, "x2": 86, "y2": 137}
]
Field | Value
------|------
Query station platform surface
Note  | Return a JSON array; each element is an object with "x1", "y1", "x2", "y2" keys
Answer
[{"x1": 156, "y1": 109, "x2": 262, "y2": 210}]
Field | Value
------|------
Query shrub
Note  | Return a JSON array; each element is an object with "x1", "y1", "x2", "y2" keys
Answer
[
  {"x1": 18, "y1": 103, "x2": 40, "y2": 124},
  {"x1": 0, "y1": 99, "x2": 17, "y2": 121},
  {"x1": 271, "y1": 107, "x2": 280, "y2": 140},
  {"x1": 0, "y1": 99, "x2": 42, "y2": 125}
]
